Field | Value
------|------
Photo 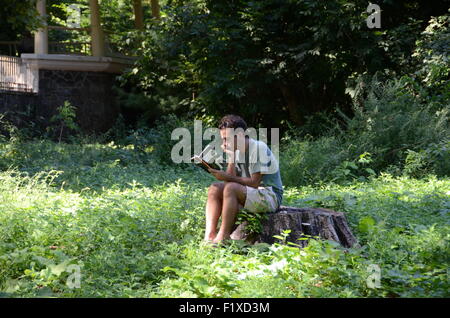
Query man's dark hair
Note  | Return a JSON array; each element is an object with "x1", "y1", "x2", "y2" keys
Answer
[{"x1": 218, "y1": 114, "x2": 247, "y2": 130}]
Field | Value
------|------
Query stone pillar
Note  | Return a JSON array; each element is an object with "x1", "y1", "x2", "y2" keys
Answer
[
  {"x1": 88, "y1": 0, "x2": 105, "y2": 57},
  {"x1": 34, "y1": 0, "x2": 48, "y2": 54},
  {"x1": 133, "y1": 0, "x2": 144, "y2": 30}
]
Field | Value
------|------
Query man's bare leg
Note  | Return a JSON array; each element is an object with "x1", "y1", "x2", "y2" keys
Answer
[
  {"x1": 213, "y1": 182, "x2": 246, "y2": 243},
  {"x1": 204, "y1": 182, "x2": 224, "y2": 241}
]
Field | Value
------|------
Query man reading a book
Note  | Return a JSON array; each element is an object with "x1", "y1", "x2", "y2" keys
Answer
[{"x1": 205, "y1": 114, "x2": 283, "y2": 244}]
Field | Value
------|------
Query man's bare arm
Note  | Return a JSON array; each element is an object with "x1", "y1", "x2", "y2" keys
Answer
[
  {"x1": 209, "y1": 168, "x2": 262, "y2": 189},
  {"x1": 226, "y1": 162, "x2": 236, "y2": 176},
  {"x1": 225, "y1": 172, "x2": 262, "y2": 188}
]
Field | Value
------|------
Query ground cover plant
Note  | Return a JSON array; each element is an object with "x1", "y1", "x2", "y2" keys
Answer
[
  {"x1": 0, "y1": 1, "x2": 448, "y2": 299},
  {"x1": 0, "y1": 140, "x2": 448, "y2": 297}
]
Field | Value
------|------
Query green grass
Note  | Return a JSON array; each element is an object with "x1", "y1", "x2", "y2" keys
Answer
[{"x1": 0, "y1": 140, "x2": 449, "y2": 297}]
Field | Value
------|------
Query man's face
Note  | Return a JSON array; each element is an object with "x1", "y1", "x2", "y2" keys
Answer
[
  {"x1": 220, "y1": 128, "x2": 235, "y2": 153},
  {"x1": 220, "y1": 128, "x2": 245, "y2": 153}
]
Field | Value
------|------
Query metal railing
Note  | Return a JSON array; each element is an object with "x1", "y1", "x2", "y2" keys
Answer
[
  {"x1": 49, "y1": 41, "x2": 91, "y2": 55},
  {"x1": 0, "y1": 40, "x2": 92, "y2": 56},
  {"x1": 0, "y1": 56, "x2": 35, "y2": 93},
  {"x1": 0, "y1": 42, "x2": 20, "y2": 57}
]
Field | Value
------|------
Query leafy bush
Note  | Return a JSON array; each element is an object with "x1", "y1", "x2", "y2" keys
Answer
[
  {"x1": 344, "y1": 76, "x2": 449, "y2": 172},
  {"x1": 235, "y1": 209, "x2": 268, "y2": 235},
  {"x1": 403, "y1": 139, "x2": 450, "y2": 178},
  {"x1": 281, "y1": 73, "x2": 449, "y2": 187},
  {"x1": 0, "y1": 140, "x2": 449, "y2": 297},
  {"x1": 120, "y1": 113, "x2": 199, "y2": 165},
  {"x1": 280, "y1": 135, "x2": 349, "y2": 187},
  {"x1": 412, "y1": 12, "x2": 450, "y2": 106},
  {"x1": 47, "y1": 101, "x2": 80, "y2": 143},
  {"x1": 122, "y1": 0, "x2": 398, "y2": 128}
]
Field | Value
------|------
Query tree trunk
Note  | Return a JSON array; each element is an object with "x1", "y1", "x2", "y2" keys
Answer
[
  {"x1": 150, "y1": 0, "x2": 161, "y2": 19},
  {"x1": 133, "y1": 0, "x2": 144, "y2": 30},
  {"x1": 279, "y1": 84, "x2": 304, "y2": 126},
  {"x1": 230, "y1": 206, "x2": 358, "y2": 248}
]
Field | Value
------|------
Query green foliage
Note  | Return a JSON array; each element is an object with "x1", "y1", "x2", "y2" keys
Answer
[
  {"x1": 281, "y1": 71, "x2": 449, "y2": 188},
  {"x1": 1, "y1": 1, "x2": 449, "y2": 300},
  {"x1": 123, "y1": 0, "x2": 390, "y2": 127},
  {"x1": 236, "y1": 209, "x2": 269, "y2": 235},
  {"x1": 345, "y1": 75, "x2": 449, "y2": 171},
  {"x1": 403, "y1": 139, "x2": 450, "y2": 178},
  {"x1": 0, "y1": 139, "x2": 448, "y2": 297},
  {"x1": 121, "y1": 1, "x2": 449, "y2": 128},
  {"x1": 118, "y1": 113, "x2": 198, "y2": 165},
  {"x1": 280, "y1": 135, "x2": 348, "y2": 187},
  {"x1": 412, "y1": 12, "x2": 450, "y2": 105},
  {"x1": 331, "y1": 152, "x2": 377, "y2": 184},
  {"x1": 48, "y1": 101, "x2": 80, "y2": 143},
  {"x1": 358, "y1": 216, "x2": 376, "y2": 234},
  {"x1": 0, "y1": 0, "x2": 40, "y2": 42},
  {"x1": 0, "y1": 106, "x2": 46, "y2": 144},
  {"x1": 0, "y1": 113, "x2": 23, "y2": 144}
]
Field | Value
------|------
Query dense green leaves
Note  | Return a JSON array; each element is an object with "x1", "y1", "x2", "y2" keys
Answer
[
  {"x1": 0, "y1": 0, "x2": 40, "y2": 41},
  {"x1": 0, "y1": 140, "x2": 448, "y2": 297},
  {"x1": 0, "y1": 0, "x2": 449, "y2": 299},
  {"x1": 121, "y1": 1, "x2": 448, "y2": 129},
  {"x1": 125, "y1": 0, "x2": 379, "y2": 126}
]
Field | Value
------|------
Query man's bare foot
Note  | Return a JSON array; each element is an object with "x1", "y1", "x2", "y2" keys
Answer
[
  {"x1": 204, "y1": 233, "x2": 217, "y2": 242},
  {"x1": 212, "y1": 235, "x2": 230, "y2": 244}
]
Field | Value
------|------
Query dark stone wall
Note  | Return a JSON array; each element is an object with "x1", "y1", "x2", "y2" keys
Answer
[
  {"x1": 0, "y1": 69, "x2": 120, "y2": 134},
  {"x1": 0, "y1": 91, "x2": 37, "y2": 114}
]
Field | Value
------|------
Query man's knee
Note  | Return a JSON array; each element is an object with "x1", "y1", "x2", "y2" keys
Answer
[
  {"x1": 208, "y1": 182, "x2": 224, "y2": 198},
  {"x1": 223, "y1": 182, "x2": 241, "y2": 196},
  {"x1": 223, "y1": 182, "x2": 247, "y2": 205}
]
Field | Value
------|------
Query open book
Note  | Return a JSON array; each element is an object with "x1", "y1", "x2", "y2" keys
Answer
[{"x1": 190, "y1": 145, "x2": 223, "y2": 173}]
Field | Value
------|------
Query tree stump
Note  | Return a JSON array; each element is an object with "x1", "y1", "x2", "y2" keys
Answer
[{"x1": 230, "y1": 206, "x2": 358, "y2": 248}]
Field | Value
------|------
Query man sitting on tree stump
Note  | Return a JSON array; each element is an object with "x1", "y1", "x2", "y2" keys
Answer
[{"x1": 205, "y1": 114, "x2": 284, "y2": 244}]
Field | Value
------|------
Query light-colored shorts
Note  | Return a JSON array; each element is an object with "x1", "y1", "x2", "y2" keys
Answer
[{"x1": 241, "y1": 186, "x2": 279, "y2": 213}]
